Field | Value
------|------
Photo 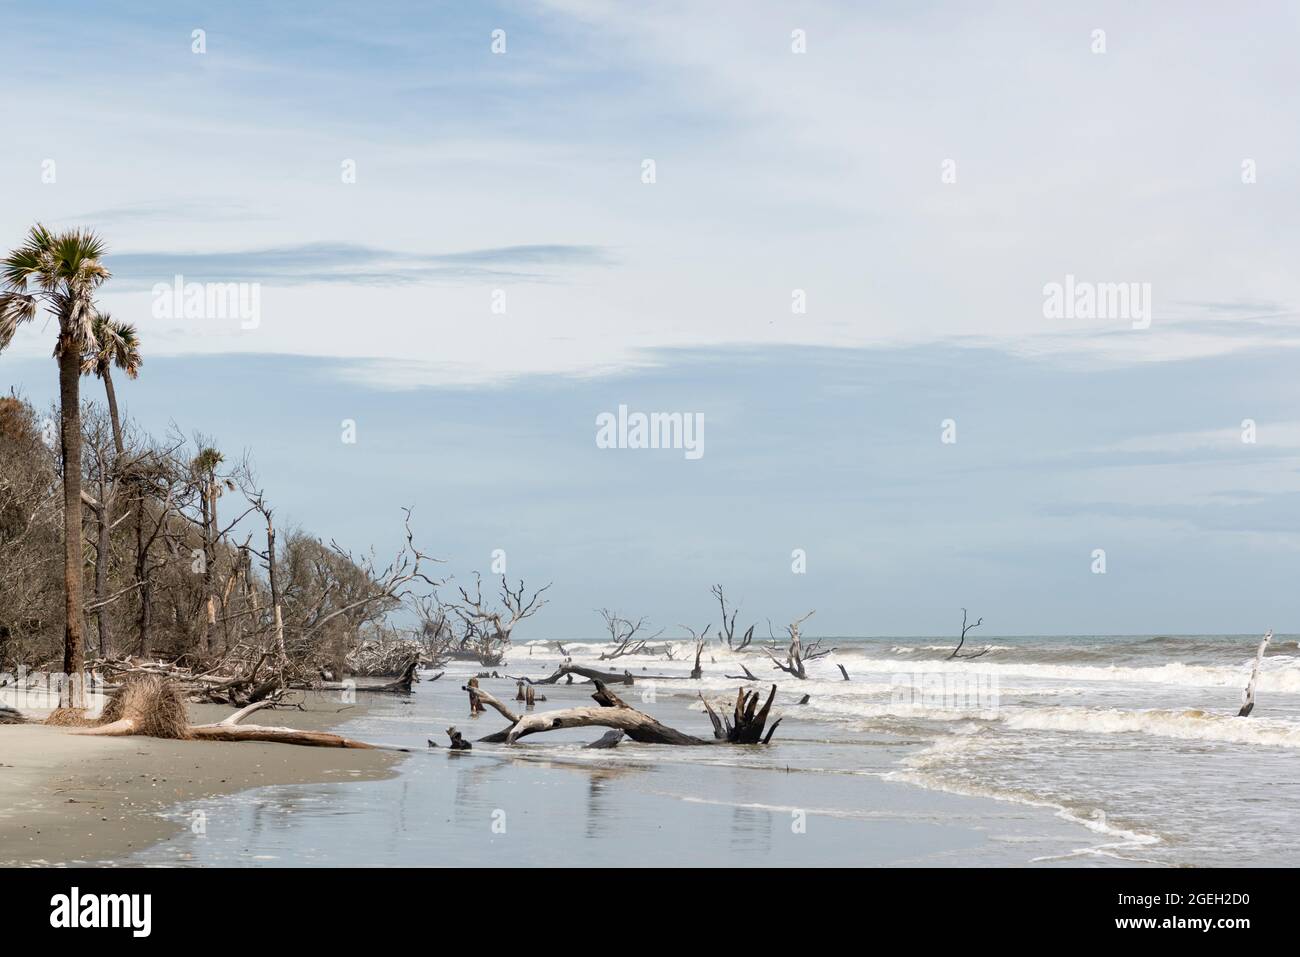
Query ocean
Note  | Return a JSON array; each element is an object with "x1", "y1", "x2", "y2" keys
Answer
[{"x1": 130, "y1": 633, "x2": 1300, "y2": 867}]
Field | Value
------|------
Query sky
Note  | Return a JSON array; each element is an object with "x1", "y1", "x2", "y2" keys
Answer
[{"x1": 2, "y1": 1, "x2": 1299, "y2": 638}]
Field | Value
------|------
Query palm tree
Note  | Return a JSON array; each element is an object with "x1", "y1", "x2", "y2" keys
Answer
[
  {"x1": 80, "y1": 315, "x2": 142, "y2": 660},
  {"x1": 0, "y1": 224, "x2": 110, "y2": 701},
  {"x1": 82, "y1": 313, "x2": 141, "y2": 458},
  {"x1": 191, "y1": 446, "x2": 225, "y2": 653}
]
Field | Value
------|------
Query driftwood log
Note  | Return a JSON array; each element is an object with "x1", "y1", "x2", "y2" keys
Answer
[
  {"x1": 529, "y1": 664, "x2": 683, "y2": 686},
  {"x1": 465, "y1": 680, "x2": 782, "y2": 746},
  {"x1": 320, "y1": 658, "x2": 421, "y2": 695},
  {"x1": 1239, "y1": 630, "x2": 1272, "y2": 717}
]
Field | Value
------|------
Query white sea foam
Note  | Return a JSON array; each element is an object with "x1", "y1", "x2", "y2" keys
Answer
[
  {"x1": 815, "y1": 656, "x2": 1300, "y2": 693},
  {"x1": 1001, "y1": 706, "x2": 1300, "y2": 748}
]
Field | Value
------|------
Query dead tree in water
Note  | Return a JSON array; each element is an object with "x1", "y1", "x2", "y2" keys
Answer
[
  {"x1": 442, "y1": 574, "x2": 551, "y2": 666},
  {"x1": 465, "y1": 680, "x2": 783, "y2": 746},
  {"x1": 466, "y1": 676, "x2": 485, "y2": 714},
  {"x1": 679, "y1": 622, "x2": 710, "y2": 678},
  {"x1": 596, "y1": 609, "x2": 663, "y2": 659},
  {"x1": 1239, "y1": 630, "x2": 1272, "y2": 717},
  {"x1": 711, "y1": 585, "x2": 754, "y2": 651},
  {"x1": 700, "y1": 685, "x2": 783, "y2": 744},
  {"x1": 948, "y1": 608, "x2": 989, "y2": 660},
  {"x1": 763, "y1": 611, "x2": 829, "y2": 679}
]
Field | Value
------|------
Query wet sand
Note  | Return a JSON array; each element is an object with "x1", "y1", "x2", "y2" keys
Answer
[{"x1": 0, "y1": 695, "x2": 398, "y2": 866}]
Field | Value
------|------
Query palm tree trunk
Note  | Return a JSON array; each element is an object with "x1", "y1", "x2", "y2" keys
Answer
[
  {"x1": 57, "y1": 341, "x2": 85, "y2": 705},
  {"x1": 102, "y1": 367, "x2": 124, "y2": 459}
]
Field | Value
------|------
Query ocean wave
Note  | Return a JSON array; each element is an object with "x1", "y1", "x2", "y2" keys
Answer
[
  {"x1": 1001, "y1": 706, "x2": 1300, "y2": 749},
  {"x1": 884, "y1": 762, "x2": 1163, "y2": 861},
  {"x1": 810, "y1": 656, "x2": 1300, "y2": 693}
]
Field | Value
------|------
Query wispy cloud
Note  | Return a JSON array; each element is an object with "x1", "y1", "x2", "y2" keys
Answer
[
  {"x1": 106, "y1": 242, "x2": 613, "y2": 287},
  {"x1": 59, "y1": 199, "x2": 271, "y2": 227}
]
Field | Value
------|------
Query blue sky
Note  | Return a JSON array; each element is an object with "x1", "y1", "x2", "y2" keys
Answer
[{"x1": 3, "y1": 2, "x2": 1299, "y2": 637}]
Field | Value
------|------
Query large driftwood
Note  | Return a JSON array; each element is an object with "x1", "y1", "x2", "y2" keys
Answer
[
  {"x1": 1239, "y1": 630, "x2": 1272, "y2": 717},
  {"x1": 505, "y1": 706, "x2": 710, "y2": 745},
  {"x1": 699, "y1": 685, "x2": 783, "y2": 744},
  {"x1": 468, "y1": 681, "x2": 782, "y2": 746},
  {"x1": 529, "y1": 664, "x2": 677, "y2": 686},
  {"x1": 321, "y1": 658, "x2": 421, "y2": 695}
]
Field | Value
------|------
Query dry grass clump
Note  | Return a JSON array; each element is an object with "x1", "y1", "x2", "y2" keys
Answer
[
  {"x1": 0, "y1": 705, "x2": 25, "y2": 725},
  {"x1": 43, "y1": 707, "x2": 93, "y2": 726},
  {"x1": 45, "y1": 673, "x2": 191, "y2": 739},
  {"x1": 99, "y1": 673, "x2": 191, "y2": 738}
]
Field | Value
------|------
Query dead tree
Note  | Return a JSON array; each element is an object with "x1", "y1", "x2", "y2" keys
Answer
[
  {"x1": 763, "y1": 611, "x2": 829, "y2": 679},
  {"x1": 1239, "y1": 630, "x2": 1272, "y2": 717},
  {"x1": 679, "y1": 622, "x2": 711, "y2": 679},
  {"x1": 442, "y1": 574, "x2": 551, "y2": 666},
  {"x1": 711, "y1": 584, "x2": 753, "y2": 650},
  {"x1": 466, "y1": 681, "x2": 783, "y2": 746},
  {"x1": 596, "y1": 609, "x2": 663, "y2": 659},
  {"x1": 725, "y1": 663, "x2": 759, "y2": 681},
  {"x1": 948, "y1": 608, "x2": 989, "y2": 660}
]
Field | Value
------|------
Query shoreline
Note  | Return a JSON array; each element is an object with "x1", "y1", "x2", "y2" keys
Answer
[{"x1": 0, "y1": 694, "x2": 401, "y2": 867}]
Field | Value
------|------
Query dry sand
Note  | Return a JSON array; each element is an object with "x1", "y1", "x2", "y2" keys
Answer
[{"x1": 0, "y1": 695, "x2": 399, "y2": 866}]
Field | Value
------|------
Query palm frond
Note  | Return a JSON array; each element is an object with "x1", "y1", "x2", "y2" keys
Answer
[
  {"x1": 0, "y1": 292, "x2": 38, "y2": 351},
  {"x1": 83, "y1": 313, "x2": 143, "y2": 377}
]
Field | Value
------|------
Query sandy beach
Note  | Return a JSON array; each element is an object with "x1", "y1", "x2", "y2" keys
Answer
[{"x1": 0, "y1": 695, "x2": 398, "y2": 867}]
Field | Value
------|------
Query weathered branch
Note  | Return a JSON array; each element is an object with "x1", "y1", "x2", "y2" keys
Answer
[{"x1": 1239, "y1": 630, "x2": 1272, "y2": 717}]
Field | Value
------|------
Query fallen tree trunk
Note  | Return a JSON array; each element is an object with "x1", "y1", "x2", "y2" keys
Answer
[
  {"x1": 320, "y1": 658, "x2": 421, "y2": 695},
  {"x1": 529, "y1": 664, "x2": 680, "y2": 686},
  {"x1": 468, "y1": 681, "x2": 782, "y2": 746},
  {"x1": 505, "y1": 706, "x2": 711, "y2": 745},
  {"x1": 531, "y1": 664, "x2": 636, "y2": 685}
]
